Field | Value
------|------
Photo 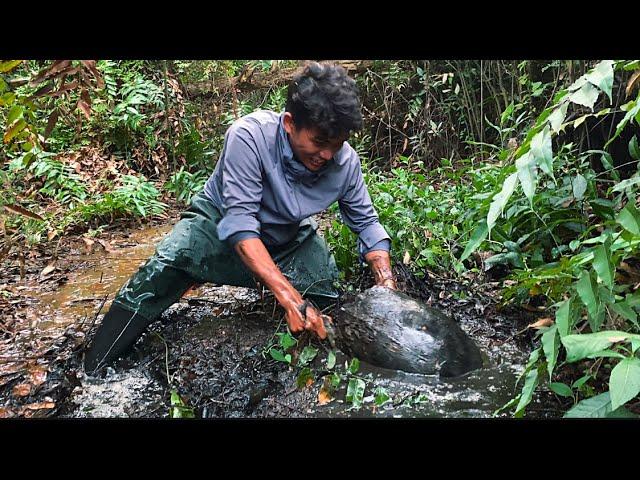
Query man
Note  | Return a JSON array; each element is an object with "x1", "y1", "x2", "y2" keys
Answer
[{"x1": 84, "y1": 62, "x2": 396, "y2": 374}]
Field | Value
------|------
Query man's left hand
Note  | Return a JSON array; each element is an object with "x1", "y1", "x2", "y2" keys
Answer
[{"x1": 364, "y1": 250, "x2": 397, "y2": 290}]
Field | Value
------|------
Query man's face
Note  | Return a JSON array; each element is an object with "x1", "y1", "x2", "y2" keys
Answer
[{"x1": 283, "y1": 112, "x2": 348, "y2": 172}]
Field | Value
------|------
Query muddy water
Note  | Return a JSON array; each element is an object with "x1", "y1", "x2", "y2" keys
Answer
[{"x1": 32, "y1": 225, "x2": 173, "y2": 332}]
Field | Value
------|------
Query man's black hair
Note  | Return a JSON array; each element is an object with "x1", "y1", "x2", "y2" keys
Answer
[{"x1": 285, "y1": 62, "x2": 363, "y2": 139}]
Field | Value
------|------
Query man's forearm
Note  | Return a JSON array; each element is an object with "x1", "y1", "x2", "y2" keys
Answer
[
  {"x1": 364, "y1": 249, "x2": 396, "y2": 289},
  {"x1": 234, "y1": 237, "x2": 302, "y2": 307}
]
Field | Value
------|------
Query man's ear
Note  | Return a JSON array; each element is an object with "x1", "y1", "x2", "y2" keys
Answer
[{"x1": 283, "y1": 112, "x2": 295, "y2": 135}]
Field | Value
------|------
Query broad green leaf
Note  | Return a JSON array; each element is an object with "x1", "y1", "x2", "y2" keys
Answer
[
  {"x1": 572, "y1": 174, "x2": 587, "y2": 201},
  {"x1": 348, "y1": 357, "x2": 360, "y2": 374},
  {"x1": 548, "y1": 102, "x2": 568, "y2": 134},
  {"x1": 530, "y1": 125, "x2": 554, "y2": 179},
  {"x1": 326, "y1": 350, "x2": 336, "y2": 370},
  {"x1": 585, "y1": 60, "x2": 614, "y2": 103},
  {"x1": 612, "y1": 175, "x2": 640, "y2": 193},
  {"x1": 632, "y1": 338, "x2": 640, "y2": 354},
  {"x1": 610, "y1": 357, "x2": 640, "y2": 410},
  {"x1": 568, "y1": 82, "x2": 599, "y2": 110},
  {"x1": 576, "y1": 270, "x2": 601, "y2": 330},
  {"x1": 616, "y1": 203, "x2": 640, "y2": 234},
  {"x1": 297, "y1": 346, "x2": 318, "y2": 367},
  {"x1": 593, "y1": 245, "x2": 614, "y2": 289},
  {"x1": 629, "y1": 135, "x2": 640, "y2": 161},
  {"x1": 330, "y1": 372, "x2": 341, "y2": 388},
  {"x1": 516, "y1": 151, "x2": 537, "y2": 203},
  {"x1": 269, "y1": 348, "x2": 290, "y2": 363},
  {"x1": 346, "y1": 378, "x2": 366, "y2": 408},
  {"x1": 562, "y1": 330, "x2": 635, "y2": 362},
  {"x1": 487, "y1": 173, "x2": 518, "y2": 232},
  {"x1": 460, "y1": 220, "x2": 488, "y2": 261},
  {"x1": 278, "y1": 332, "x2": 297, "y2": 350},
  {"x1": 556, "y1": 298, "x2": 572, "y2": 338},
  {"x1": 515, "y1": 367, "x2": 539, "y2": 417},
  {"x1": 564, "y1": 391, "x2": 612, "y2": 418},
  {"x1": 549, "y1": 382, "x2": 573, "y2": 397},
  {"x1": 374, "y1": 386, "x2": 391, "y2": 406},
  {"x1": 542, "y1": 325, "x2": 559, "y2": 380}
]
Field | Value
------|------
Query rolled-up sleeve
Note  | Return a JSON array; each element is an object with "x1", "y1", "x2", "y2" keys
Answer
[
  {"x1": 338, "y1": 159, "x2": 391, "y2": 255},
  {"x1": 216, "y1": 125, "x2": 263, "y2": 244}
]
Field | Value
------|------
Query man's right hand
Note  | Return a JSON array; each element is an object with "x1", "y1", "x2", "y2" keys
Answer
[
  {"x1": 235, "y1": 237, "x2": 330, "y2": 340},
  {"x1": 283, "y1": 299, "x2": 328, "y2": 339}
]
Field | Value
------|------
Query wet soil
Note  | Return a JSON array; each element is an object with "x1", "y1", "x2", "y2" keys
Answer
[{"x1": 0, "y1": 213, "x2": 566, "y2": 419}]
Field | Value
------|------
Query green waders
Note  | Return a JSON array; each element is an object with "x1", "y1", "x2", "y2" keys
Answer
[{"x1": 84, "y1": 193, "x2": 339, "y2": 373}]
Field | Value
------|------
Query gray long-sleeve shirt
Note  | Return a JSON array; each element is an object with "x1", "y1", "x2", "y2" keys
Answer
[{"x1": 203, "y1": 110, "x2": 390, "y2": 255}]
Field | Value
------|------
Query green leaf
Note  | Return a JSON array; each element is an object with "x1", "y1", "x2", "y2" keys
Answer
[
  {"x1": 572, "y1": 174, "x2": 587, "y2": 201},
  {"x1": 516, "y1": 151, "x2": 537, "y2": 203},
  {"x1": 616, "y1": 202, "x2": 640, "y2": 235},
  {"x1": 548, "y1": 102, "x2": 568, "y2": 134},
  {"x1": 7, "y1": 105, "x2": 25, "y2": 125},
  {"x1": 632, "y1": 338, "x2": 640, "y2": 354},
  {"x1": 326, "y1": 350, "x2": 336, "y2": 370},
  {"x1": 606, "y1": 100, "x2": 640, "y2": 148},
  {"x1": 572, "y1": 374, "x2": 592, "y2": 389},
  {"x1": 542, "y1": 325, "x2": 559, "y2": 380},
  {"x1": 629, "y1": 135, "x2": 640, "y2": 161},
  {"x1": 611, "y1": 301, "x2": 638, "y2": 327},
  {"x1": 346, "y1": 378, "x2": 366, "y2": 408},
  {"x1": 585, "y1": 60, "x2": 614, "y2": 103},
  {"x1": 296, "y1": 367, "x2": 314, "y2": 389},
  {"x1": 576, "y1": 270, "x2": 602, "y2": 331},
  {"x1": 593, "y1": 245, "x2": 614, "y2": 289},
  {"x1": 556, "y1": 298, "x2": 572, "y2": 338},
  {"x1": 278, "y1": 332, "x2": 297, "y2": 350},
  {"x1": 297, "y1": 346, "x2": 318, "y2": 367},
  {"x1": 562, "y1": 331, "x2": 635, "y2": 362},
  {"x1": 330, "y1": 372, "x2": 341, "y2": 388},
  {"x1": 549, "y1": 382, "x2": 573, "y2": 397},
  {"x1": 3, "y1": 119, "x2": 27, "y2": 143},
  {"x1": 487, "y1": 173, "x2": 518, "y2": 232},
  {"x1": 514, "y1": 367, "x2": 539, "y2": 417},
  {"x1": 609, "y1": 357, "x2": 640, "y2": 410},
  {"x1": 530, "y1": 125, "x2": 554, "y2": 179},
  {"x1": 612, "y1": 175, "x2": 640, "y2": 193},
  {"x1": 269, "y1": 348, "x2": 290, "y2": 363},
  {"x1": 586, "y1": 349, "x2": 626, "y2": 359},
  {"x1": 564, "y1": 391, "x2": 612, "y2": 418},
  {"x1": 568, "y1": 82, "x2": 599, "y2": 110},
  {"x1": 0, "y1": 92, "x2": 16, "y2": 107},
  {"x1": 348, "y1": 357, "x2": 360, "y2": 375},
  {"x1": 606, "y1": 406, "x2": 639, "y2": 418},
  {"x1": 374, "y1": 386, "x2": 391, "y2": 406},
  {"x1": 460, "y1": 220, "x2": 488, "y2": 261},
  {"x1": 0, "y1": 60, "x2": 22, "y2": 73}
]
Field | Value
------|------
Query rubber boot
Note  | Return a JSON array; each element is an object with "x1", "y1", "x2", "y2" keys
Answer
[{"x1": 83, "y1": 303, "x2": 155, "y2": 374}]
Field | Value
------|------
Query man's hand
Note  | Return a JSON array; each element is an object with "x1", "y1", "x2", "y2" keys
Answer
[
  {"x1": 282, "y1": 300, "x2": 328, "y2": 339},
  {"x1": 364, "y1": 249, "x2": 397, "y2": 290},
  {"x1": 235, "y1": 237, "x2": 329, "y2": 339}
]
